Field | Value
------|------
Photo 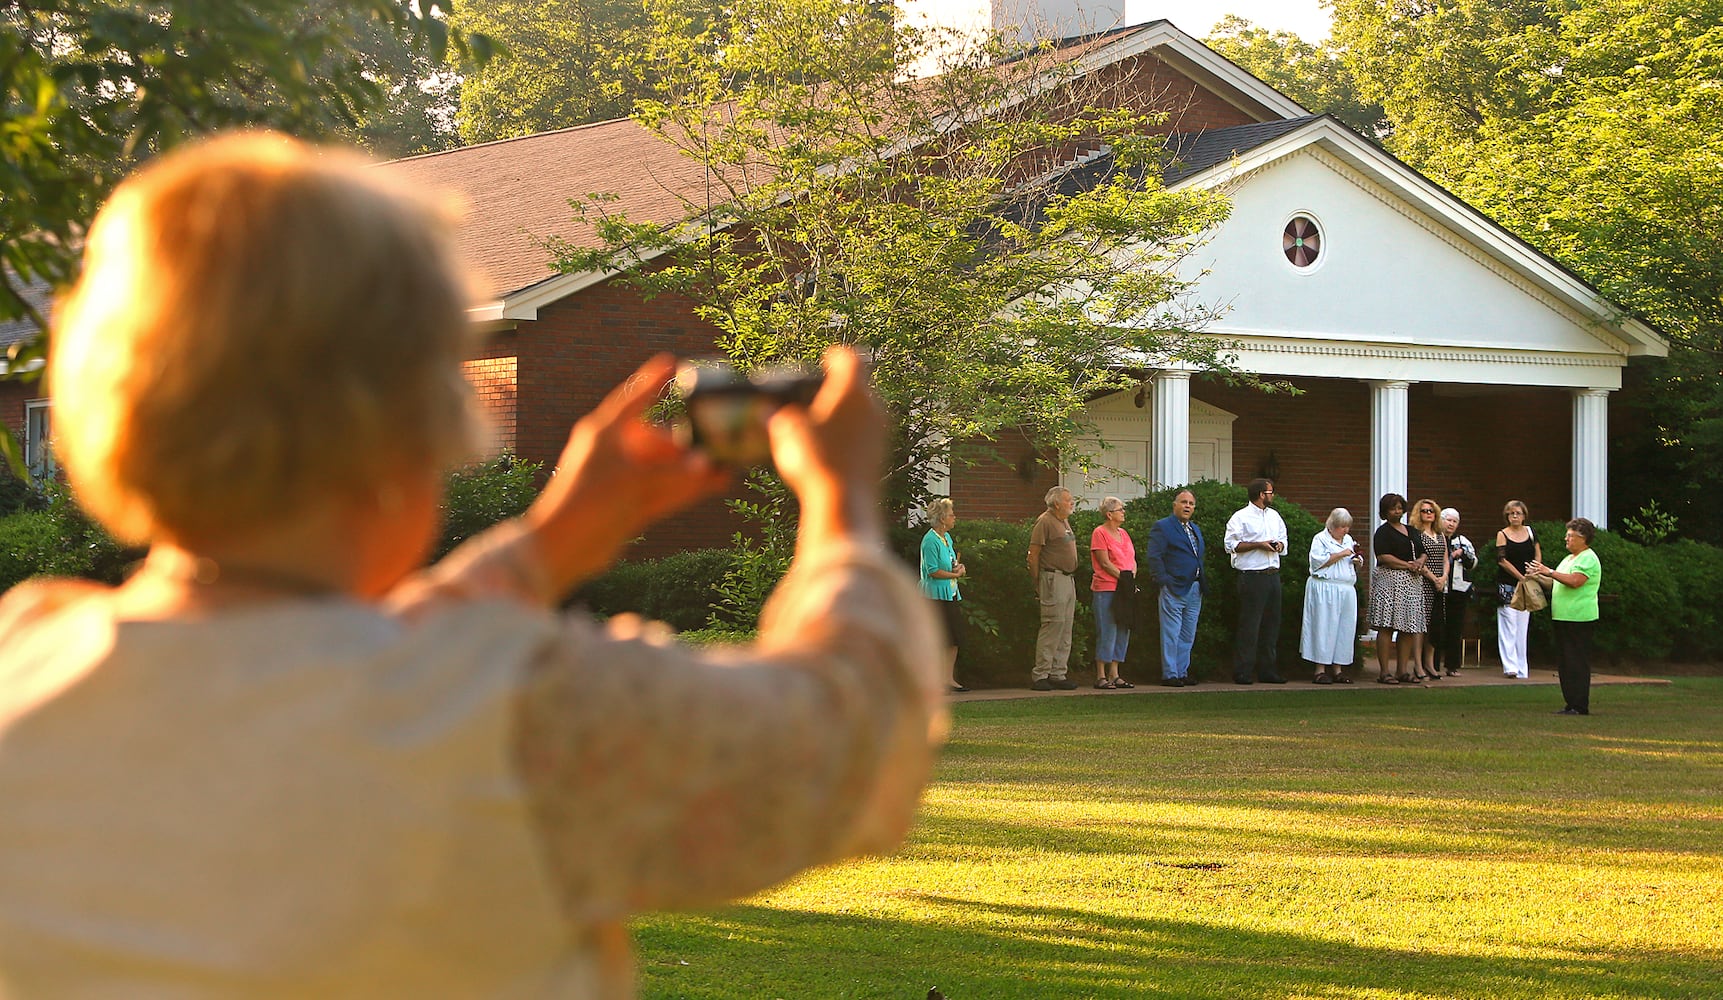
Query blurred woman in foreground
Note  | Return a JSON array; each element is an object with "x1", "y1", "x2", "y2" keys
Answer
[{"x1": 0, "y1": 134, "x2": 943, "y2": 997}]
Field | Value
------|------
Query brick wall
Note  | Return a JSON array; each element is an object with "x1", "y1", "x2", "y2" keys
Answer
[
  {"x1": 462, "y1": 352, "x2": 518, "y2": 455},
  {"x1": 510, "y1": 279, "x2": 751, "y2": 557},
  {"x1": 952, "y1": 434, "x2": 1061, "y2": 521},
  {"x1": 0, "y1": 379, "x2": 35, "y2": 437}
]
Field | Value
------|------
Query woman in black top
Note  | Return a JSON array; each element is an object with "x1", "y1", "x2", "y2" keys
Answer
[
  {"x1": 1495, "y1": 499, "x2": 1541, "y2": 679},
  {"x1": 1367, "y1": 493, "x2": 1429, "y2": 683}
]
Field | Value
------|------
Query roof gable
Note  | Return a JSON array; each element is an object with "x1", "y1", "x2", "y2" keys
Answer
[{"x1": 1164, "y1": 117, "x2": 1666, "y2": 361}]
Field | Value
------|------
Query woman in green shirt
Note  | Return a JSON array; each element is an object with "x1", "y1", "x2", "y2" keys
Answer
[{"x1": 1529, "y1": 517, "x2": 1602, "y2": 716}]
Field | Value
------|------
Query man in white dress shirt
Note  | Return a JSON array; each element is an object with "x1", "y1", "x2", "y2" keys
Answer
[{"x1": 1224, "y1": 478, "x2": 1288, "y2": 685}]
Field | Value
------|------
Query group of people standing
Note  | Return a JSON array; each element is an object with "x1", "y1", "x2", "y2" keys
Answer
[
  {"x1": 919, "y1": 485, "x2": 1603, "y2": 715},
  {"x1": 1365, "y1": 494, "x2": 1479, "y2": 685}
]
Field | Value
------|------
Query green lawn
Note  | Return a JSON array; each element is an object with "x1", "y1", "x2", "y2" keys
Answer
[{"x1": 633, "y1": 679, "x2": 1723, "y2": 999}]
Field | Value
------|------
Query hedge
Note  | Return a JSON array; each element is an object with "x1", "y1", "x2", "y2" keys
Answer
[
  {"x1": 0, "y1": 488, "x2": 136, "y2": 592},
  {"x1": 573, "y1": 548, "x2": 736, "y2": 631}
]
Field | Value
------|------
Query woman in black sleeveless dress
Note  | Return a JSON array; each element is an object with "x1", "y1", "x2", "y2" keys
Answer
[{"x1": 1495, "y1": 500, "x2": 1541, "y2": 679}]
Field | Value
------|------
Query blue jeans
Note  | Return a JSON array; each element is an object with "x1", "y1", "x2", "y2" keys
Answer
[
  {"x1": 1159, "y1": 585, "x2": 1202, "y2": 679},
  {"x1": 1092, "y1": 590, "x2": 1131, "y2": 662}
]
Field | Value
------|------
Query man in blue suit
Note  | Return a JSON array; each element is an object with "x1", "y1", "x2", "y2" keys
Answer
[{"x1": 1145, "y1": 489, "x2": 1207, "y2": 686}]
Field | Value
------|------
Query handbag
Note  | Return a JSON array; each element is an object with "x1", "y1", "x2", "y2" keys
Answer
[{"x1": 1510, "y1": 576, "x2": 1548, "y2": 613}]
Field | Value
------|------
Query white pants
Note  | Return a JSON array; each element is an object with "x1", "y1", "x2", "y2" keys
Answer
[{"x1": 1497, "y1": 606, "x2": 1530, "y2": 678}]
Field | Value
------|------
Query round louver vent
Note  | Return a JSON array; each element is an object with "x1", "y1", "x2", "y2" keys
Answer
[{"x1": 1283, "y1": 215, "x2": 1321, "y2": 268}]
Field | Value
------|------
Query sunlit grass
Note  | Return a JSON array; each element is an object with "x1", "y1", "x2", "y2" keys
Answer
[{"x1": 635, "y1": 679, "x2": 1723, "y2": 999}]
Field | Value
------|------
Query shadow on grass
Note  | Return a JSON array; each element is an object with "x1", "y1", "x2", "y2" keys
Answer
[{"x1": 636, "y1": 896, "x2": 1719, "y2": 999}]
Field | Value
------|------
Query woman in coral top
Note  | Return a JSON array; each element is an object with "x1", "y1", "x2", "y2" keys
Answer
[{"x1": 1089, "y1": 497, "x2": 1138, "y2": 689}]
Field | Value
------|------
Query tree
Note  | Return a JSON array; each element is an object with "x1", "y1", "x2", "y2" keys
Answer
[
  {"x1": 450, "y1": 0, "x2": 673, "y2": 142},
  {"x1": 1325, "y1": 0, "x2": 1723, "y2": 541},
  {"x1": 0, "y1": 0, "x2": 492, "y2": 471},
  {"x1": 1204, "y1": 15, "x2": 1386, "y2": 136},
  {"x1": 551, "y1": 0, "x2": 1238, "y2": 509}
]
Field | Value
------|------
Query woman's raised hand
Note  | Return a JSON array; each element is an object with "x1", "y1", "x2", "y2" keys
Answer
[
  {"x1": 522, "y1": 355, "x2": 734, "y2": 592},
  {"x1": 767, "y1": 346, "x2": 887, "y2": 552}
]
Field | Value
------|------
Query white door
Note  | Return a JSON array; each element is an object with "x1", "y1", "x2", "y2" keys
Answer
[
  {"x1": 1061, "y1": 440, "x2": 1147, "y2": 509},
  {"x1": 1189, "y1": 440, "x2": 1217, "y2": 483}
]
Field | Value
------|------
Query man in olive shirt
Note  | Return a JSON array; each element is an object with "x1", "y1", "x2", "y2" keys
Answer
[{"x1": 1027, "y1": 486, "x2": 1081, "y2": 690}]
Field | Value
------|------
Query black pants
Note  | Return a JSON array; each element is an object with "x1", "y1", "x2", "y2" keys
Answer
[
  {"x1": 1234, "y1": 570, "x2": 1281, "y2": 680},
  {"x1": 1434, "y1": 592, "x2": 1469, "y2": 672},
  {"x1": 1553, "y1": 618, "x2": 1595, "y2": 713}
]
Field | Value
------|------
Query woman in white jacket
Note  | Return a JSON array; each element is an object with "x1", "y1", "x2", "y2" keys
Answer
[{"x1": 1435, "y1": 507, "x2": 1478, "y2": 675}]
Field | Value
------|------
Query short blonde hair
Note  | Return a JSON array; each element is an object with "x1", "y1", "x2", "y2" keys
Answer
[
  {"x1": 51, "y1": 132, "x2": 481, "y2": 545},
  {"x1": 924, "y1": 497, "x2": 954, "y2": 524},
  {"x1": 1325, "y1": 507, "x2": 1352, "y2": 531},
  {"x1": 1503, "y1": 499, "x2": 1529, "y2": 523}
]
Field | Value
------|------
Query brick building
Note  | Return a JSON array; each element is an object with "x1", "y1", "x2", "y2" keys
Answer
[
  {"x1": 380, "y1": 19, "x2": 1661, "y2": 552},
  {"x1": 6, "y1": 18, "x2": 1665, "y2": 556}
]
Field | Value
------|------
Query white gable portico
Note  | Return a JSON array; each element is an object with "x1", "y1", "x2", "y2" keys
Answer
[{"x1": 1083, "y1": 116, "x2": 1665, "y2": 528}]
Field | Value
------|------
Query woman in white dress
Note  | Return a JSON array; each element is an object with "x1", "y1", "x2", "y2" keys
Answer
[{"x1": 1302, "y1": 508, "x2": 1364, "y2": 683}]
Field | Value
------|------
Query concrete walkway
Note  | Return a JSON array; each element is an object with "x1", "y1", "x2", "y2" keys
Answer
[{"x1": 952, "y1": 664, "x2": 1671, "y2": 703}]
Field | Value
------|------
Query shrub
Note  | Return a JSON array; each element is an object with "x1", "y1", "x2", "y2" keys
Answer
[
  {"x1": 1651, "y1": 540, "x2": 1723, "y2": 660},
  {"x1": 435, "y1": 454, "x2": 542, "y2": 559},
  {"x1": 574, "y1": 548, "x2": 736, "y2": 631},
  {"x1": 676, "y1": 624, "x2": 757, "y2": 646},
  {"x1": 707, "y1": 472, "x2": 796, "y2": 630},
  {"x1": 0, "y1": 468, "x2": 47, "y2": 516},
  {"x1": 0, "y1": 487, "x2": 135, "y2": 592}
]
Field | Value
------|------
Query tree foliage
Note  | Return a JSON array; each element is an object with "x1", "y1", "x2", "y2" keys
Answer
[
  {"x1": 1318, "y1": 0, "x2": 1723, "y2": 541},
  {"x1": 450, "y1": 0, "x2": 690, "y2": 142},
  {"x1": 0, "y1": 0, "x2": 491, "y2": 473},
  {"x1": 552, "y1": 0, "x2": 1236, "y2": 509},
  {"x1": 0, "y1": 0, "x2": 490, "y2": 346},
  {"x1": 1204, "y1": 14, "x2": 1386, "y2": 135}
]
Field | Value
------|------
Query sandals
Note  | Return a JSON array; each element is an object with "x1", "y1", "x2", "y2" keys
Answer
[
  {"x1": 1378, "y1": 674, "x2": 1400, "y2": 685},
  {"x1": 1094, "y1": 678, "x2": 1115, "y2": 689},
  {"x1": 1112, "y1": 679, "x2": 1134, "y2": 689},
  {"x1": 1334, "y1": 673, "x2": 1354, "y2": 684}
]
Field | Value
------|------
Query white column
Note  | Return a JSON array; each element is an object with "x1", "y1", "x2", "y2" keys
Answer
[
  {"x1": 1572, "y1": 388, "x2": 1610, "y2": 527},
  {"x1": 1149, "y1": 370, "x2": 1191, "y2": 489},
  {"x1": 1368, "y1": 380, "x2": 1412, "y2": 535}
]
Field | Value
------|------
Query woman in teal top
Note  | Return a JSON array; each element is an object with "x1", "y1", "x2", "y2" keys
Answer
[
  {"x1": 1529, "y1": 517, "x2": 1602, "y2": 715},
  {"x1": 920, "y1": 498, "x2": 967, "y2": 692}
]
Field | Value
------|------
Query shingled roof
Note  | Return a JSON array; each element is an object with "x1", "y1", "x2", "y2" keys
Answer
[
  {"x1": 0, "y1": 277, "x2": 53, "y2": 352},
  {"x1": 379, "y1": 19, "x2": 1302, "y2": 304},
  {"x1": 1160, "y1": 115, "x2": 1323, "y2": 185},
  {"x1": 381, "y1": 118, "x2": 710, "y2": 301}
]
